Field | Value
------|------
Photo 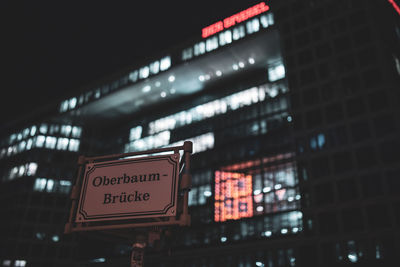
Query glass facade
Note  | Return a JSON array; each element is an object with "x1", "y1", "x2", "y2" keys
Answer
[{"x1": 1, "y1": 1, "x2": 400, "y2": 266}]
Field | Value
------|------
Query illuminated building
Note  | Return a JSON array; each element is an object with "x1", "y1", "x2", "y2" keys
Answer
[{"x1": 1, "y1": 0, "x2": 400, "y2": 266}]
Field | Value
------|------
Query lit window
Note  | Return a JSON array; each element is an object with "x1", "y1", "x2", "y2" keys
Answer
[
  {"x1": 129, "y1": 70, "x2": 138, "y2": 82},
  {"x1": 219, "y1": 30, "x2": 232, "y2": 46},
  {"x1": 129, "y1": 126, "x2": 143, "y2": 141},
  {"x1": 3, "y1": 260, "x2": 11, "y2": 266},
  {"x1": 246, "y1": 18, "x2": 260, "y2": 34},
  {"x1": 56, "y1": 138, "x2": 69, "y2": 150},
  {"x1": 71, "y1": 126, "x2": 82, "y2": 138},
  {"x1": 182, "y1": 47, "x2": 193, "y2": 61},
  {"x1": 61, "y1": 125, "x2": 72, "y2": 137},
  {"x1": 59, "y1": 100, "x2": 69, "y2": 112},
  {"x1": 27, "y1": 162, "x2": 38, "y2": 176},
  {"x1": 194, "y1": 42, "x2": 206, "y2": 56},
  {"x1": 232, "y1": 25, "x2": 245, "y2": 40},
  {"x1": 260, "y1": 14, "x2": 269, "y2": 28},
  {"x1": 139, "y1": 66, "x2": 150, "y2": 79},
  {"x1": 214, "y1": 171, "x2": 253, "y2": 222},
  {"x1": 68, "y1": 139, "x2": 80, "y2": 152},
  {"x1": 149, "y1": 61, "x2": 160, "y2": 74},
  {"x1": 45, "y1": 136, "x2": 57, "y2": 149},
  {"x1": 206, "y1": 36, "x2": 218, "y2": 52},
  {"x1": 69, "y1": 97, "x2": 77, "y2": 109},
  {"x1": 268, "y1": 62, "x2": 285, "y2": 82},
  {"x1": 35, "y1": 135, "x2": 46, "y2": 148},
  {"x1": 46, "y1": 179, "x2": 54, "y2": 192},
  {"x1": 39, "y1": 124, "x2": 48, "y2": 134},
  {"x1": 15, "y1": 260, "x2": 26, "y2": 267},
  {"x1": 34, "y1": 178, "x2": 47, "y2": 192},
  {"x1": 160, "y1": 56, "x2": 171, "y2": 71}
]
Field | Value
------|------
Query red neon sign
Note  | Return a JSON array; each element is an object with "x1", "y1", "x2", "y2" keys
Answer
[
  {"x1": 202, "y1": 2, "x2": 270, "y2": 39},
  {"x1": 388, "y1": 0, "x2": 400, "y2": 15}
]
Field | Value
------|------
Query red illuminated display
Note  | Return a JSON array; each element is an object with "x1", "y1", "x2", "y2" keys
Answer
[
  {"x1": 202, "y1": 2, "x2": 270, "y2": 38},
  {"x1": 388, "y1": 0, "x2": 400, "y2": 15},
  {"x1": 214, "y1": 171, "x2": 253, "y2": 222}
]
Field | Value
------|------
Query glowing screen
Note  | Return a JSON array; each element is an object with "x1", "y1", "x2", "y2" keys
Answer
[{"x1": 214, "y1": 171, "x2": 253, "y2": 222}]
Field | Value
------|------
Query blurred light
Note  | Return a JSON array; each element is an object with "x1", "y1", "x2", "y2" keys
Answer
[
  {"x1": 142, "y1": 85, "x2": 151, "y2": 93},
  {"x1": 274, "y1": 184, "x2": 282, "y2": 190},
  {"x1": 220, "y1": 236, "x2": 227, "y2": 242},
  {"x1": 287, "y1": 116, "x2": 292, "y2": 122},
  {"x1": 170, "y1": 88, "x2": 176, "y2": 94},
  {"x1": 256, "y1": 262, "x2": 264, "y2": 267},
  {"x1": 160, "y1": 92, "x2": 167, "y2": 98},
  {"x1": 288, "y1": 196, "x2": 294, "y2": 202},
  {"x1": 155, "y1": 81, "x2": 161, "y2": 87},
  {"x1": 52, "y1": 235, "x2": 59, "y2": 242},
  {"x1": 248, "y1": 57, "x2": 255, "y2": 64},
  {"x1": 263, "y1": 186, "x2": 271, "y2": 193},
  {"x1": 348, "y1": 253, "x2": 358, "y2": 263},
  {"x1": 204, "y1": 191, "x2": 212, "y2": 197},
  {"x1": 281, "y1": 228, "x2": 288, "y2": 234},
  {"x1": 204, "y1": 74, "x2": 211, "y2": 80},
  {"x1": 256, "y1": 206, "x2": 264, "y2": 212},
  {"x1": 199, "y1": 75, "x2": 205, "y2": 81},
  {"x1": 264, "y1": 231, "x2": 272, "y2": 237},
  {"x1": 238, "y1": 61, "x2": 245, "y2": 68},
  {"x1": 216, "y1": 70, "x2": 222, "y2": 76},
  {"x1": 292, "y1": 227, "x2": 299, "y2": 233},
  {"x1": 168, "y1": 75, "x2": 175, "y2": 82},
  {"x1": 295, "y1": 194, "x2": 301, "y2": 200},
  {"x1": 232, "y1": 64, "x2": 239, "y2": 70},
  {"x1": 254, "y1": 189, "x2": 261, "y2": 195}
]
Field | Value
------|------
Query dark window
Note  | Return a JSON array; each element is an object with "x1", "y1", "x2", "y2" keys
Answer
[
  {"x1": 315, "y1": 182, "x2": 334, "y2": 206},
  {"x1": 333, "y1": 151, "x2": 353, "y2": 174},
  {"x1": 333, "y1": 36, "x2": 351, "y2": 52},
  {"x1": 358, "y1": 46, "x2": 377, "y2": 67},
  {"x1": 380, "y1": 140, "x2": 400, "y2": 163},
  {"x1": 362, "y1": 69, "x2": 382, "y2": 88},
  {"x1": 311, "y1": 156, "x2": 330, "y2": 179},
  {"x1": 337, "y1": 178, "x2": 358, "y2": 201},
  {"x1": 386, "y1": 169, "x2": 400, "y2": 195},
  {"x1": 373, "y1": 114, "x2": 396, "y2": 138},
  {"x1": 360, "y1": 172, "x2": 383, "y2": 198},
  {"x1": 302, "y1": 87, "x2": 319, "y2": 106},
  {"x1": 316, "y1": 43, "x2": 332, "y2": 58},
  {"x1": 325, "y1": 102, "x2": 344, "y2": 123},
  {"x1": 342, "y1": 208, "x2": 364, "y2": 232},
  {"x1": 328, "y1": 125, "x2": 348, "y2": 147},
  {"x1": 368, "y1": 90, "x2": 388, "y2": 112},
  {"x1": 350, "y1": 120, "x2": 371, "y2": 142},
  {"x1": 318, "y1": 61, "x2": 331, "y2": 79},
  {"x1": 318, "y1": 211, "x2": 338, "y2": 234},
  {"x1": 300, "y1": 68, "x2": 317, "y2": 85},
  {"x1": 295, "y1": 31, "x2": 311, "y2": 47},
  {"x1": 367, "y1": 204, "x2": 391, "y2": 229},
  {"x1": 355, "y1": 145, "x2": 377, "y2": 168},
  {"x1": 306, "y1": 108, "x2": 322, "y2": 128},
  {"x1": 353, "y1": 27, "x2": 372, "y2": 45},
  {"x1": 346, "y1": 97, "x2": 365, "y2": 117}
]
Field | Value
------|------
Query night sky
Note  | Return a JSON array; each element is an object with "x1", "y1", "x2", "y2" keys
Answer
[{"x1": 1, "y1": 1, "x2": 260, "y2": 131}]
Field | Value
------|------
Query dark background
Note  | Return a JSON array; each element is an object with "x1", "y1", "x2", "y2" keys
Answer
[{"x1": 0, "y1": 1, "x2": 260, "y2": 130}]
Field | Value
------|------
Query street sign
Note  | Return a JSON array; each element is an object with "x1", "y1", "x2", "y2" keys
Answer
[{"x1": 76, "y1": 153, "x2": 180, "y2": 223}]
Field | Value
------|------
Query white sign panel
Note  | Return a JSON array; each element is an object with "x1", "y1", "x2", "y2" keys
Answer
[{"x1": 76, "y1": 153, "x2": 179, "y2": 223}]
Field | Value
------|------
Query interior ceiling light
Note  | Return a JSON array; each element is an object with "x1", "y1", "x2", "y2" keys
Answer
[
  {"x1": 160, "y1": 91, "x2": 167, "y2": 98},
  {"x1": 232, "y1": 64, "x2": 239, "y2": 70},
  {"x1": 216, "y1": 70, "x2": 222, "y2": 76},
  {"x1": 248, "y1": 57, "x2": 255, "y2": 64},
  {"x1": 142, "y1": 85, "x2": 151, "y2": 93},
  {"x1": 168, "y1": 75, "x2": 175, "y2": 82},
  {"x1": 238, "y1": 62, "x2": 245, "y2": 68},
  {"x1": 199, "y1": 75, "x2": 205, "y2": 82}
]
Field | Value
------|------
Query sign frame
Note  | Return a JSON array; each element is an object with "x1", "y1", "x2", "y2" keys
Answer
[{"x1": 64, "y1": 141, "x2": 192, "y2": 235}]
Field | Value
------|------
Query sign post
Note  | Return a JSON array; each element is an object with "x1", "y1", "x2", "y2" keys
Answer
[{"x1": 65, "y1": 141, "x2": 192, "y2": 266}]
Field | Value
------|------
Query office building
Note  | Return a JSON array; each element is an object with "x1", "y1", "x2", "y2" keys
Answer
[{"x1": 1, "y1": 0, "x2": 400, "y2": 266}]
